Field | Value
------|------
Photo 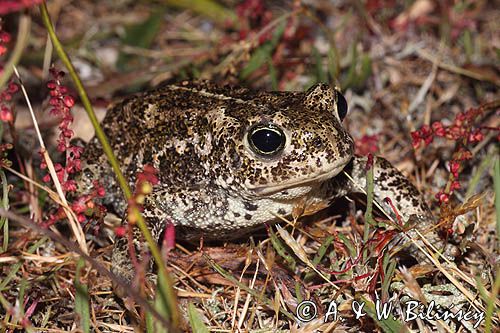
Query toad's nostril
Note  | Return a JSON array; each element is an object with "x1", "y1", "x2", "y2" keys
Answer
[{"x1": 312, "y1": 137, "x2": 323, "y2": 148}]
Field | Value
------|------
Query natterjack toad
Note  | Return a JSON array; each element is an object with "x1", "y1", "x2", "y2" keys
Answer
[{"x1": 79, "y1": 81, "x2": 449, "y2": 280}]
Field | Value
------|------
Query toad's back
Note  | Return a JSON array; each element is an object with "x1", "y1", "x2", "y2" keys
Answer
[{"x1": 80, "y1": 81, "x2": 354, "y2": 226}]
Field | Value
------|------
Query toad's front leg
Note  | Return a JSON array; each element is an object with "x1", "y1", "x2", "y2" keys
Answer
[
  {"x1": 110, "y1": 186, "x2": 235, "y2": 284},
  {"x1": 338, "y1": 155, "x2": 455, "y2": 260}
]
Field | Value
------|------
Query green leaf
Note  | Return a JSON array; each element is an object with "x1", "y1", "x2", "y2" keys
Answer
[
  {"x1": 117, "y1": 10, "x2": 164, "y2": 71},
  {"x1": 162, "y1": 0, "x2": 236, "y2": 25},
  {"x1": 494, "y1": 157, "x2": 500, "y2": 247},
  {"x1": 327, "y1": 46, "x2": 339, "y2": 81},
  {"x1": 147, "y1": 269, "x2": 176, "y2": 333},
  {"x1": 240, "y1": 20, "x2": 287, "y2": 80},
  {"x1": 477, "y1": 268, "x2": 500, "y2": 333},
  {"x1": 337, "y1": 233, "x2": 356, "y2": 258},
  {"x1": 356, "y1": 54, "x2": 372, "y2": 88},
  {"x1": 465, "y1": 149, "x2": 496, "y2": 201},
  {"x1": 268, "y1": 56, "x2": 278, "y2": 90},
  {"x1": 381, "y1": 254, "x2": 397, "y2": 300},
  {"x1": 269, "y1": 227, "x2": 296, "y2": 270},
  {"x1": 145, "y1": 312, "x2": 155, "y2": 333},
  {"x1": 341, "y1": 43, "x2": 372, "y2": 90},
  {"x1": 342, "y1": 43, "x2": 358, "y2": 89},
  {"x1": 363, "y1": 161, "x2": 375, "y2": 260},
  {"x1": 304, "y1": 235, "x2": 334, "y2": 282},
  {"x1": 462, "y1": 29, "x2": 473, "y2": 63},
  {"x1": 0, "y1": 237, "x2": 47, "y2": 291},
  {"x1": 270, "y1": 20, "x2": 287, "y2": 47},
  {"x1": 75, "y1": 258, "x2": 90, "y2": 333},
  {"x1": 240, "y1": 43, "x2": 274, "y2": 80},
  {"x1": 313, "y1": 47, "x2": 327, "y2": 83},
  {"x1": 188, "y1": 303, "x2": 210, "y2": 333},
  {"x1": 0, "y1": 170, "x2": 9, "y2": 253}
]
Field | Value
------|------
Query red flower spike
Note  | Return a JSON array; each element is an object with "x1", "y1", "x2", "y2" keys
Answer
[
  {"x1": 96, "y1": 186, "x2": 105, "y2": 197},
  {"x1": 115, "y1": 226, "x2": 127, "y2": 237},
  {"x1": 384, "y1": 197, "x2": 402, "y2": 225},
  {"x1": 71, "y1": 197, "x2": 87, "y2": 213},
  {"x1": 432, "y1": 121, "x2": 446, "y2": 136},
  {"x1": 63, "y1": 180, "x2": 77, "y2": 192},
  {"x1": 450, "y1": 181, "x2": 460, "y2": 191},
  {"x1": 414, "y1": 103, "x2": 497, "y2": 206},
  {"x1": 163, "y1": 222, "x2": 176, "y2": 252},
  {"x1": 63, "y1": 95, "x2": 75, "y2": 108},
  {"x1": 355, "y1": 134, "x2": 379, "y2": 156},
  {"x1": 410, "y1": 130, "x2": 421, "y2": 149},
  {"x1": 365, "y1": 153, "x2": 374, "y2": 171},
  {"x1": 136, "y1": 164, "x2": 159, "y2": 186},
  {"x1": 450, "y1": 161, "x2": 460, "y2": 177},
  {"x1": 41, "y1": 67, "x2": 108, "y2": 229},
  {"x1": 0, "y1": 31, "x2": 11, "y2": 43},
  {"x1": 7, "y1": 82, "x2": 18, "y2": 94},
  {"x1": 0, "y1": 107, "x2": 13, "y2": 122},
  {"x1": 436, "y1": 192, "x2": 449, "y2": 205}
]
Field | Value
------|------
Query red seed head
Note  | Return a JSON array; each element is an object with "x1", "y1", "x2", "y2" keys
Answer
[
  {"x1": 114, "y1": 226, "x2": 126, "y2": 237},
  {"x1": 63, "y1": 95, "x2": 75, "y2": 108}
]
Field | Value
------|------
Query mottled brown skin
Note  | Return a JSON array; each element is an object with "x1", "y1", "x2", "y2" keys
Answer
[{"x1": 79, "y1": 81, "x2": 449, "y2": 282}]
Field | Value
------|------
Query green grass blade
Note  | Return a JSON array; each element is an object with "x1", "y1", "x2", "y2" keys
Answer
[
  {"x1": 117, "y1": 10, "x2": 165, "y2": 71},
  {"x1": 240, "y1": 20, "x2": 286, "y2": 80},
  {"x1": 476, "y1": 268, "x2": 499, "y2": 333},
  {"x1": 363, "y1": 161, "x2": 375, "y2": 260},
  {"x1": 188, "y1": 302, "x2": 210, "y2": 333},
  {"x1": 0, "y1": 170, "x2": 9, "y2": 253},
  {"x1": 304, "y1": 235, "x2": 334, "y2": 281},
  {"x1": 268, "y1": 56, "x2": 278, "y2": 90},
  {"x1": 75, "y1": 258, "x2": 90, "y2": 333},
  {"x1": 494, "y1": 156, "x2": 499, "y2": 247},
  {"x1": 148, "y1": 269, "x2": 177, "y2": 332},
  {"x1": 313, "y1": 46, "x2": 327, "y2": 83},
  {"x1": 465, "y1": 149, "x2": 496, "y2": 201},
  {"x1": 162, "y1": 0, "x2": 236, "y2": 25},
  {"x1": 240, "y1": 43, "x2": 273, "y2": 80},
  {"x1": 381, "y1": 254, "x2": 397, "y2": 300},
  {"x1": 0, "y1": 237, "x2": 47, "y2": 291},
  {"x1": 269, "y1": 227, "x2": 296, "y2": 270}
]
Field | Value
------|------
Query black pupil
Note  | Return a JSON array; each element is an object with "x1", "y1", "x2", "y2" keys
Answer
[
  {"x1": 250, "y1": 128, "x2": 284, "y2": 155},
  {"x1": 337, "y1": 92, "x2": 348, "y2": 120}
]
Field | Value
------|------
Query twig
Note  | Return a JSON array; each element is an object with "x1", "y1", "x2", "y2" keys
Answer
[
  {"x1": 408, "y1": 59, "x2": 438, "y2": 114},
  {"x1": 417, "y1": 49, "x2": 500, "y2": 86}
]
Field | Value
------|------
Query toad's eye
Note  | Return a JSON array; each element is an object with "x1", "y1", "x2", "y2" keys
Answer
[
  {"x1": 248, "y1": 124, "x2": 286, "y2": 157},
  {"x1": 336, "y1": 91, "x2": 348, "y2": 120}
]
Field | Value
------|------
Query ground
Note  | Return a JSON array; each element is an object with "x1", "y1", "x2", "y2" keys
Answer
[{"x1": 0, "y1": 0, "x2": 498, "y2": 332}]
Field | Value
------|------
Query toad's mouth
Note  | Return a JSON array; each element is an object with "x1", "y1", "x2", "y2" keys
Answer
[{"x1": 247, "y1": 158, "x2": 351, "y2": 196}]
